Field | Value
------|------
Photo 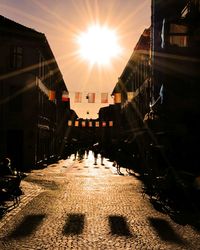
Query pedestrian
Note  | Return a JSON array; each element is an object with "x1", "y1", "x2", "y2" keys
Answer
[
  {"x1": 100, "y1": 147, "x2": 105, "y2": 165},
  {"x1": 0, "y1": 157, "x2": 13, "y2": 176},
  {"x1": 85, "y1": 147, "x2": 90, "y2": 159},
  {"x1": 93, "y1": 142, "x2": 99, "y2": 165},
  {"x1": 0, "y1": 157, "x2": 23, "y2": 194},
  {"x1": 115, "y1": 148, "x2": 124, "y2": 175}
]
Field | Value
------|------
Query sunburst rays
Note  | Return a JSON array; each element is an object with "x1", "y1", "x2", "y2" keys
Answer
[{"x1": 1, "y1": 0, "x2": 151, "y2": 117}]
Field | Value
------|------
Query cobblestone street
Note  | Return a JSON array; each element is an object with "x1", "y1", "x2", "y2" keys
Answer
[{"x1": 0, "y1": 152, "x2": 200, "y2": 249}]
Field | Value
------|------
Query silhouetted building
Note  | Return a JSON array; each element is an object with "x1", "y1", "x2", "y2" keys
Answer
[
  {"x1": 151, "y1": 0, "x2": 200, "y2": 172},
  {"x1": 110, "y1": 0, "x2": 200, "y2": 174},
  {"x1": 0, "y1": 15, "x2": 70, "y2": 170},
  {"x1": 112, "y1": 28, "x2": 151, "y2": 144}
]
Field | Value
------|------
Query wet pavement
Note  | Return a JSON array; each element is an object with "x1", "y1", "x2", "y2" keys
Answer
[{"x1": 0, "y1": 151, "x2": 200, "y2": 249}]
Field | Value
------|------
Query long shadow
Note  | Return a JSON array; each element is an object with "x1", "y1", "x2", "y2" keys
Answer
[
  {"x1": 63, "y1": 213, "x2": 85, "y2": 235},
  {"x1": 148, "y1": 217, "x2": 188, "y2": 245},
  {"x1": 108, "y1": 215, "x2": 132, "y2": 236},
  {"x1": 8, "y1": 214, "x2": 45, "y2": 238},
  {"x1": 0, "y1": 206, "x2": 7, "y2": 218}
]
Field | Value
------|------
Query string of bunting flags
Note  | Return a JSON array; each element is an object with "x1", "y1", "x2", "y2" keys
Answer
[
  {"x1": 48, "y1": 90, "x2": 135, "y2": 104},
  {"x1": 67, "y1": 120, "x2": 114, "y2": 127},
  {"x1": 38, "y1": 74, "x2": 134, "y2": 104},
  {"x1": 74, "y1": 92, "x2": 109, "y2": 103}
]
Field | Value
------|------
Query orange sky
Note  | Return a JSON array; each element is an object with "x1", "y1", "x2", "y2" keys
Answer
[{"x1": 0, "y1": 0, "x2": 151, "y2": 118}]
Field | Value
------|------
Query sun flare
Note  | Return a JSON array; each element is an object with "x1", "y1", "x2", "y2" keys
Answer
[{"x1": 76, "y1": 25, "x2": 122, "y2": 66}]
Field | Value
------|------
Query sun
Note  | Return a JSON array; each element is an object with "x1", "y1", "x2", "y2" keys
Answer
[{"x1": 76, "y1": 24, "x2": 122, "y2": 66}]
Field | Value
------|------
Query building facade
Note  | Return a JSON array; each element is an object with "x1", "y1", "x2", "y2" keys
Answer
[
  {"x1": 111, "y1": 28, "x2": 151, "y2": 157},
  {"x1": 110, "y1": 0, "x2": 200, "y2": 174},
  {"x1": 0, "y1": 15, "x2": 70, "y2": 170},
  {"x1": 150, "y1": 0, "x2": 200, "y2": 172}
]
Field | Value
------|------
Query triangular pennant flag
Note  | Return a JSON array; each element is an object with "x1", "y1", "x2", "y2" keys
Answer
[
  {"x1": 87, "y1": 93, "x2": 95, "y2": 103},
  {"x1": 101, "y1": 93, "x2": 108, "y2": 103},
  {"x1": 75, "y1": 92, "x2": 82, "y2": 103},
  {"x1": 49, "y1": 90, "x2": 55, "y2": 101},
  {"x1": 114, "y1": 93, "x2": 121, "y2": 104},
  {"x1": 62, "y1": 91, "x2": 69, "y2": 102}
]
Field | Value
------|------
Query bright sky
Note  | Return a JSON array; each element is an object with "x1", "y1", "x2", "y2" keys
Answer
[{"x1": 0, "y1": 0, "x2": 151, "y2": 118}]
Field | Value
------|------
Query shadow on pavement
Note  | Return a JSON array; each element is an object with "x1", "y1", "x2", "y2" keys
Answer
[
  {"x1": 0, "y1": 206, "x2": 7, "y2": 218},
  {"x1": 25, "y1": 178, "x2": 58, "y2": 190},
  {"x1": 148, "y1": 217, "x2": 188, "y2": 246},
  {"x1": 63, "y1": 213, "x2": 85, "y2": 235},
  {"x1": 8, "y1": 214, "x2": 45, "y2": 238},
  {"x1": 108, "y1": 215, "x2": 132, "y2": 237}
]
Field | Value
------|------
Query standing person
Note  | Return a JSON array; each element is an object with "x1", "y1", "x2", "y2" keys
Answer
[
  {"x1": 93, "y1": 143, "x2": 99, "y2": 165},
  {"x1": 113, "y1": 146, "x2": 124, "y2": 175},
  {"x1": 85, "y1": 147, "x2": 90, "y2": 159},
  {"x1": 100, "y1": 146, "x2": 105, "y2": 165},
  {"x1": 78, "y1": 147, "x2": 85, "y2": 162}
]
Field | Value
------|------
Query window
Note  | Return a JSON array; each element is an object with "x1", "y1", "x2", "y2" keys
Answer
[
  {"x1": 9, "y1": 85, "x2": 23, "y2": 112},
  {"x1": 169, "y1": 23, "x2": 188, "y2": 47},
  {"x1": 11, "y1": 46, "x2": 23, "y2": 69},
  {"x1": 169, "y1": 35, "x2": 188, "y2": 47}
]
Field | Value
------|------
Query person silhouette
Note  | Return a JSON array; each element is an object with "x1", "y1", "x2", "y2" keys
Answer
[
  {"x1": 0, "y1": 157, "x2": 13, "y2": 176},
  {"x1": 93, "y1": 143, "x2": 99, "y2": 165}
]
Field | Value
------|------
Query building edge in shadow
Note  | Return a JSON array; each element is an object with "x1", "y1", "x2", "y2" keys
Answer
[{"x1": 0, "y1": 15, "x2": 70, "y2": 171}]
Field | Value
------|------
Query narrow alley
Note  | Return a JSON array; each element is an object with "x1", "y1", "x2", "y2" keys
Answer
[{"x1": 0, "y1": 152, "x2": 199, "y2": 250}]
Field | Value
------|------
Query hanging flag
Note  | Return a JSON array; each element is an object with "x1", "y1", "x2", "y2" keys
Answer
[
  {"x1": 109, "y1": 121, "x2": 113, "y2": 127},
  {"x1": 102, "y1": 121, "x2": 106, "y2": 127},
  {"x1": 75, "y1": 92, "x2": 82, "y2": 103},
  {"x1": 101, "y1": 93, "x2": 108, "y2": 103},
  {"x1": 75, "y1": 120, "x2": 79, "y2": 127},
  {"x1": 89, "y1": 121, "x2": 93, "y2": 127},
  {"x1": 87, "y1": 93, "x2": 95, "y2": 103},
  {"x1": 82, "y1": 121, "x2": 86, "y2": 127},
  {"x1": 68, "y1": 120, "x2": 72, "y2": 127},
  {"x1": 49, "y1": 90, "x2": 55, "y2": 101},
  {"x1": 127, "y1": 92, "x2": 135, "y2": 102},
  {"x1": 62, "y1": 91, "x2": 69, "y2": 102},
  {"x1": 114, "y1": 93, "x2": 121, "y2": 104}
]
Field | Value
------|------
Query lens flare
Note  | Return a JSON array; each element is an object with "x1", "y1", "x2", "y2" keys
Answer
[{"x1": 76, "y1": 25, "x2": 122, "y2": 66}]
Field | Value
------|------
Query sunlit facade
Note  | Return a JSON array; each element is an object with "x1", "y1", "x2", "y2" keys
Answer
[{"x1": 0, "y1": 15, "x2": 70, "y2": 170}]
